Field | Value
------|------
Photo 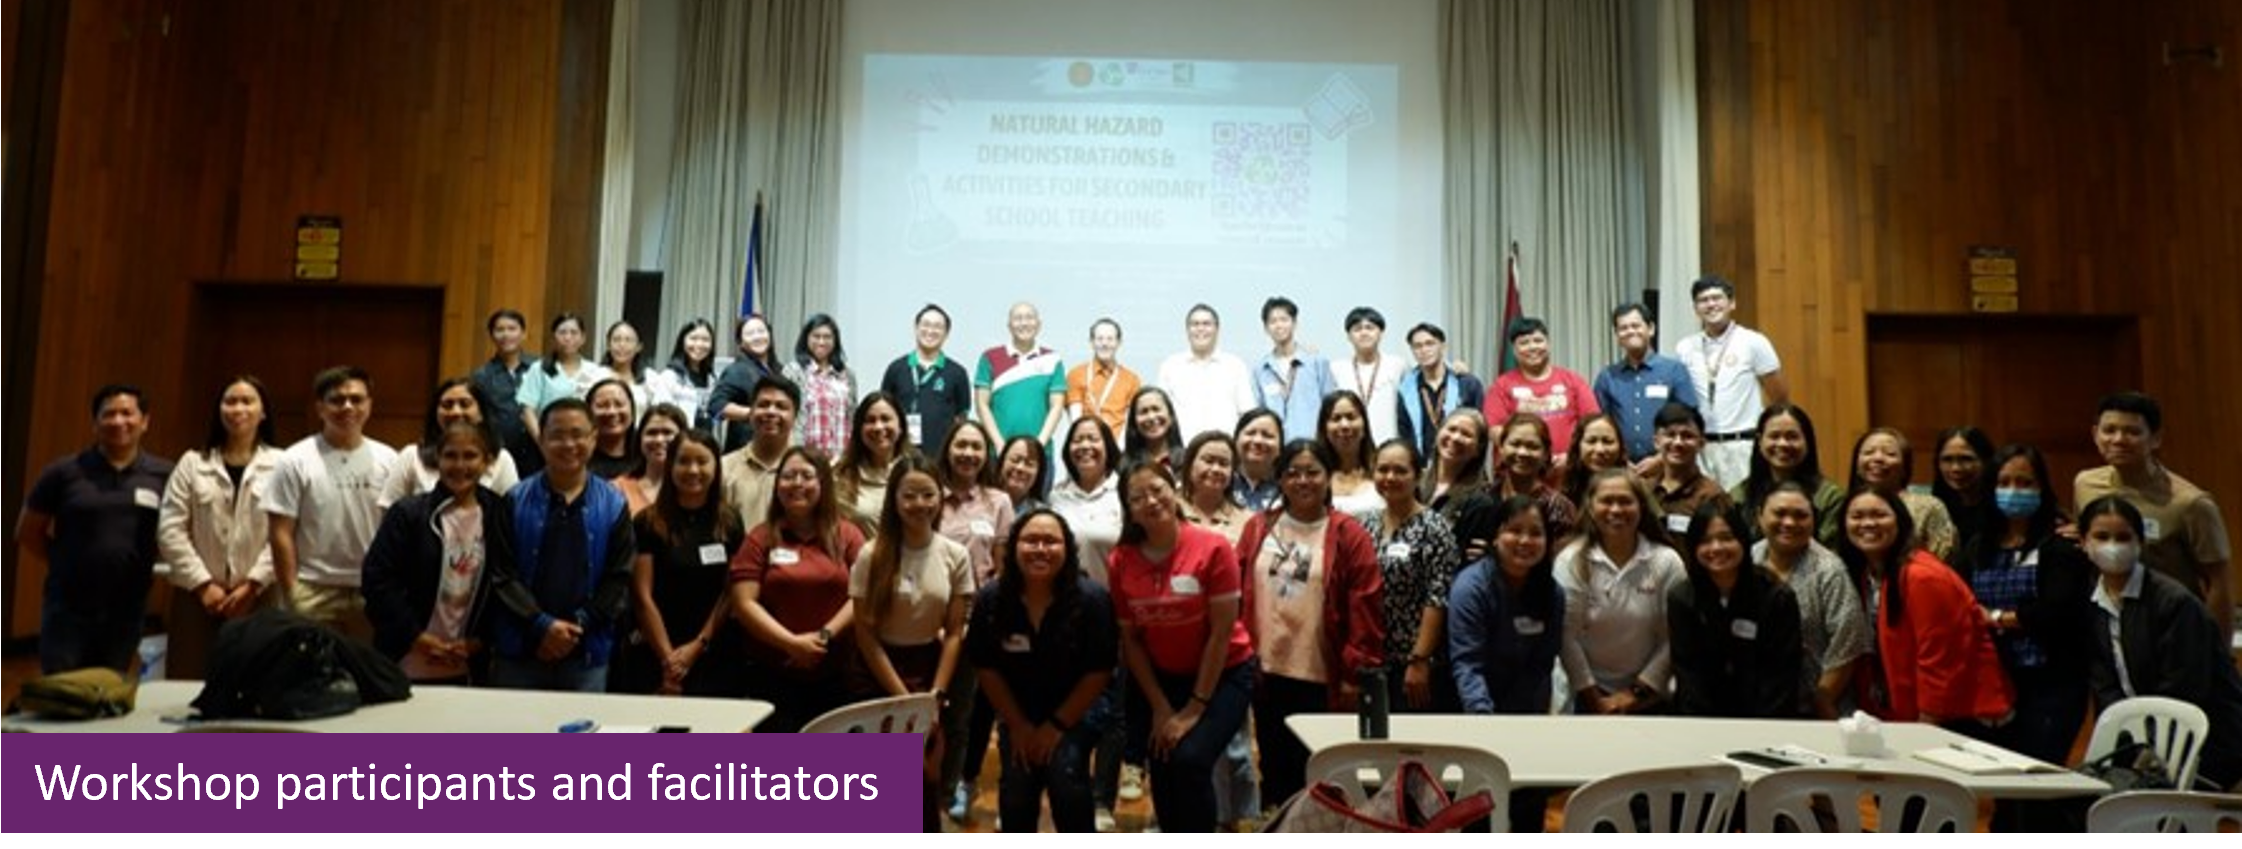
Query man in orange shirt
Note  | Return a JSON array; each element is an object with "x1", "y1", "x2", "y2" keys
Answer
[{"x1": 1065, "y1": 318, "x2": 1140, "y2": 437}]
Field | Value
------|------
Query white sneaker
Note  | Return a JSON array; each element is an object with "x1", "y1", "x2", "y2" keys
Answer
[
  {"x1": 1095, "y1": 807, "x2": 1117, "y2": 833},
  {"x1": 1117, "y1": 764, "x2": 1147, "y2": 802}
]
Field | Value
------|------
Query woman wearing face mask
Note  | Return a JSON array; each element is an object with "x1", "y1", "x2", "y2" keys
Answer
[
  {"x1": 1835, "y1": 489, "x2": 2011, "y2": 733},
  {"x1": 647, "y1": 319, "x2": 720, "y2": 431},
  {"x1": 1731, "y1": 403, "x2": 1845, "y2": 547},
  {"x1": 1953, "y1": 445, "x2": 2092, "y2": 767},
  {"x1": 1122, "y1": 387, "x2": 1184, "y2": 472},
  {"x1": 1848, "y1": 427, "x2": 1958, "y2": 561},
  {"x1": 1557, "y1": 468, "x2": 1684, "y2": 715},
  {"x1": 2080, "y1": 496, "x2": 2242, "y2": 790},
  {"x1": 1667, "y1": 501, "x2": 1804, "y2": 717},
  {"x1": 379, "y1": 378, "x2": 521, "y2": 513},
  {"x1": 1930, "y1": 426, "x2": 1998, "y2": 560},
  {"x1": 1749, "y1": 481, "x2": 1872, "y2": 719}
]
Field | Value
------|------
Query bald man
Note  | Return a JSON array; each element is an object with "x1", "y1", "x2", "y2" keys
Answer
[{"x1": 975, "y1": 302, "x2": 1069, "y2": 444}]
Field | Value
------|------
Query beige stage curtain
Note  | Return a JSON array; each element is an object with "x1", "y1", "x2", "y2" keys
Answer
[
  {"x1": 659, "y1": 0, "x2": 843, "y2": 348},
  {"x1": 1442, "y1": 0, "x2": 1696, "y2": 376},
  {"x1": 596, "y1": 0, "x2": 641, "y2": 338}
]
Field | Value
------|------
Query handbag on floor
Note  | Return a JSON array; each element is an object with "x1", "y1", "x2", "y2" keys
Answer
[
  {"x1": 16, "y1": 667, "x2": 138, "y2": 719},
  {"x1": 1262, "y1": 759, "x2": 1496, "y2": 833}
]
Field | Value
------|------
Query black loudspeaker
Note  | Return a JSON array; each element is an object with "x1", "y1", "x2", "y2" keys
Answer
[
  {"x1": 624, "y1": 270, "x2": 663, "y2": 349},
  {"x1": 1641, "y1": 288, "x2": 1658, "y2": 329}
]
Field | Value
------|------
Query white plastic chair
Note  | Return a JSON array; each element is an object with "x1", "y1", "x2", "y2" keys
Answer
[
  {"x1": 799, "y1": 693, "x2": 937, "y2": 734},
  {"x1": 1564, "y1": 763, "x2": 1742, "y2": 832},
  {"x1": 1743, "y1": 767, "x2": 1976, "y2": 833},
  {"x1": 1305, "y1": 741, "x2": 1511, "y2": 831},
  {"x1": 2085, "y1": 696, "x2": 2211, "y2": 791},
  {"x1": 2088, "y1": 790, "x2": 2242, "y2": 833}
]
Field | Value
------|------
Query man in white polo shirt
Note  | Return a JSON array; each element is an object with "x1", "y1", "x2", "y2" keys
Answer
[
  {"x1": 1674, "y1": 277, "x2": 1788, "y2": 489},
  {"x1": 266, "y1": 365, "x2": 397, "y2": 641},
  {"x1": 1156, "y1": 303, "x2": 1257, "y2": 443}
]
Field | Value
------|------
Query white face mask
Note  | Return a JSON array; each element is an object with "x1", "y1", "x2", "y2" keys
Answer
[{"x1": 2089, "y1": 541, "x2": 2139, "y2": 576}]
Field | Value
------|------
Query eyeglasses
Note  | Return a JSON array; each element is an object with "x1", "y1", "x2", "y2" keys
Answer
[{"x1": 323, "y1": 393, "x2": 371, "y2": 408}]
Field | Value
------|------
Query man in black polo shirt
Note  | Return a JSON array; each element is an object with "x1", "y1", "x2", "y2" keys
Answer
[
  {"x1": 16, "y1": 384, "x2": 176, "y2": 673},
  {"x1": 879, "y1": 303, "x2": 973, "y2": 454}
]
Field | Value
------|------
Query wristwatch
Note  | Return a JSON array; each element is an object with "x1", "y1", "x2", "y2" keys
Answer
[{"x1": 816, "y1": 627, "x2": 833, "y2": 644}]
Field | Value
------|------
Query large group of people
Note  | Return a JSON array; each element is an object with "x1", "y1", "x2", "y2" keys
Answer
[{"x1": 17, "y1": 277, "x2": 2241, "y2": 831}]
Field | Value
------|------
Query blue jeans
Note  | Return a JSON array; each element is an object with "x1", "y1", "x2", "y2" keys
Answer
[
  {"x1": 1128, "y1": 658, "x2": 1257, "y2": 833},
  {"x1": 998, "y1": 691, "x2": 1114, "y2": 833},
  {"x1": 488, "y1": 655, "x2": 609, "y2": 693},
  {"x1": 40, "y1": 595, "x2": 142, "y2": 674}
]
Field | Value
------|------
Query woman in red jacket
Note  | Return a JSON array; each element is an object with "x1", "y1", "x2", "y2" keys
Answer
[
  {"x1": 1235, "y1": 439, "x2": 1385, "y2": 808},
  {"x1": 1835, "y1": 488, "x2": 2012, "y2": 735}
]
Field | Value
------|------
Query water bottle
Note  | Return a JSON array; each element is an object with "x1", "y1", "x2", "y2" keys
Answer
[{"x1": 1358, "y1": 666, "x2": 1390, "y2": 740}]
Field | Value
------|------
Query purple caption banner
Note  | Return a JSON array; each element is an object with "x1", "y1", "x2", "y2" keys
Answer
[{"x1": 3, "y1": 733, "x2": 921, "y2": 833}]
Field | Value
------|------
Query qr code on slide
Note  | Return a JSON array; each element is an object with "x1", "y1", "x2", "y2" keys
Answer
[{"x1": 1211, "y1": 122, "x2": 1312, "y2": 221}]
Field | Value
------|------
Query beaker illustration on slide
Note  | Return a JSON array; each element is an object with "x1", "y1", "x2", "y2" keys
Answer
[{"x1": 904, "y1": 174, "x2": 960, "y2": 255}]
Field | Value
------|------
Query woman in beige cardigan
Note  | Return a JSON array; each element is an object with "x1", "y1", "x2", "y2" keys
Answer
[{"x1": 156, "y1": 377, "x2": 282, "y2": 679}]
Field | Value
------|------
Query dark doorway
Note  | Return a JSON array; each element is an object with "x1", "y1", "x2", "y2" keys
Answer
[{"x1": 187, "y1": 283, "x2": 444, "y2": 450}]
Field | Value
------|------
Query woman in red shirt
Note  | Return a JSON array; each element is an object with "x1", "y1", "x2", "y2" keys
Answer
[
  {"x1": 1234, "y1": 440, "x2": 1386, "y2": 810},
  {"x1": 1835, "y1": 488, "x2": 2012, "y2": 734},
  {"x1": 728, "y1": 446, "x2": 866, "y2": 733},
  {"x1": 1110, "y1": 459, "x2": 1256, "y2": 833}
]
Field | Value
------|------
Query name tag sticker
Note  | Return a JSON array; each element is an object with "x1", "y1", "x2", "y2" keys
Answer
[
  {"x1": 969, "y1": 520, "x2": 996, "y2": 538},
  {"x1": 698, "y1": 543, "x2": 728, "y2": 565},
  {"x1": 1646, "y1": 384, "x2": 1671, "y2": 399},
  {"x1": 770, "y1": 547, "x2": 801, "y2": 566},
  {"x1": 134, "y1": 488, "x2": 161, "y2": 509},
  {"x1": 1514, "y1": 616, "x2": 1546, "y2": 635},
  {"x1": 1385, "y1": 542, "x2": 1412, "y2": 560},
  {"x1": 1665, "y1": 513, "x2": 1690, "y2": 534},
  {"x1": 1002, "y1": 634, "x2": 1033, "y2": 653},
  {"x1": 2142, "y1": 518, "x2": 2163, "y2": 542},
  {"x1": 1731, "y1": 619, "x2": 1760, "y2": 640},
  {"x1": 1170, "y1": 575, "x2": 1202, "y2": 595},
  {"x1": 1639, "y1": 579, "x2": 1659, "y2": 594},
  {"x1": 1510, "y1": 386, "x2": 1534, "y2": 399}
]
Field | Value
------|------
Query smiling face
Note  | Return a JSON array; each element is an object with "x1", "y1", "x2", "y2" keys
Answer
[
  {"x1": 1324, "y1": 396, "x2": 1367, "y2": 454},
  {"x1": 2093, "y1": 410, "x2": 2158, "y2": 470},
  {"x1": 436, "y1": 429, "x2": 491, "y2": 498},
  {"x1": 1759, "y1": 413, "x2": 1808, "y2": 475},
  {"x1": 1348, "y1": 320, "x2": 1383, "y2": 356},
  {"x1": 669, "y1": 438, "x2": 717, "y2": 501},
  {"x1": 1843, "y1": 492, "x2": 1901, "y2": 560},
  {"x1": 490, "y1": 315, "x2": 526, "y2": 356},
  {"x1": 1185, "y1": 308, "x2": 1219, "y2": 354},
  {"x1": 1067, "y1": 420, "x2": 1109, "y2": 483},
  {"x1": 1236, "y1": 416, "x2": 1282, "y2": 468},
  {"x1": 683, "y1": 326, "x2": 714, "y2": 365},
  {"x1": 1759, "y1": 490, "x2": 1815, "y2": 553},
  {"x1": 914, "y1": 309, "x2": 950, "y2": 354},
  {"x1": 1409, "y1": 330, "x2": 1445, "y2": 369},
  {"x1": 1694, "y1": 515, "x2": 1746, "y2": 579},
  {"x1": 750, "y1": 387, "x2": 797, "y2": 443},
  {"x1": 1435, "y1": 413, "x2": 1483, "y2": 469},
  {"x1": 1656, "y1": 420, "x2": 1704, "y2": 469},
  {"x1": 1007, "y1": 303, "x2": 1041, "y2": 348},
  {"x1": 1014, "y1": 513, "x2": 1069, "y2": 584},
  {"x1": 1612, "y1": 309, "x2": 1653, "y2": 357},
  {"x1": 739, "y1": 317, "x2": 773, "y2": 358},
  {"x1": 638, "y1": 413, "x2": 682, "y2": 468},
  {"x1": 219, "y1": 381, "x2": 265, "y2": 442},
  {"x1": 1089, "y1": 321, "x2": 1121, "y2": 363},
  {"x1": 1497, "y1": 509, "x2": 1548, "y2": 581},
  {"x1": 1854, "y1": 432, "x2": 1907, "y2": 491},
  {"x1": 1499, "y1": 422, "x2": 1549, "y2": 480},
  {"x1": 317, "y1": 379, "x2": 372, "y2": 440},
  {"x1": 539, "y1": 408, "x2": 593, "y2": 475},
  {"x1": 806, "y1": 324, "x2": 837, "y2": 363},
  {"x1": 1588, "y1": 475, "x2": 1641, "y2": 540},
  {"x1": 1000, "y1": 440, "x2": 1043, "y2": 501},
  {"x1": 552, "y1": 319, "x2": 586, "y2": 358},
  {"x1": 1187, "y1": 439, "x2": 1236, "y2": 502},
  {"x1": 590, "y1": 385, "x2": 634, "y2": 441},
  {"x1": 1511, "y1": 330, "x2": 1550, "y2": 372},
  {"x1": 1694, "y1": 287, "x2": 1734, "y2": 328},
  {"x1": 1133, "y1": 393, "x2": 1174, "y2": 442},
  {"x1": 945, "y1": 424, "x2": 988, "y2": 485},
  {"x1": 1279, "y1": 449, "x2": 1331, "y2": 518},
  {"x1": 606, "y1": 323, "x2": 642, "y2": 368},
  {"x1": 775, "y1": 454, "x2": 823, "y2": 518},
  {"x1": 894, "y1": 469, "x2": 943, "y2": 532},
  {"x1": 1576, "y1": 419, "x2": 1623, "y2": 472},
  {"x1": 1264, "y1": 309, "x2": 1296, "y2": 348},
  {"x1": 1123, "y1": 465, "x2": 1180, "y2": 530},
  {"x1": 435, "y1": 384, "x2": 480, "y2": 428},
  {"x1": 1372, "y1": 442, "x2": 1418, "y2": 506},
  {"x1": 859, "y1": 400, "x2": 902, "y2": 459}
]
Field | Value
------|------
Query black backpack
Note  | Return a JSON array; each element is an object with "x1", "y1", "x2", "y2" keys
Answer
[{"x1": 193, "y1": 608, "x2": 411, "y2": 720}]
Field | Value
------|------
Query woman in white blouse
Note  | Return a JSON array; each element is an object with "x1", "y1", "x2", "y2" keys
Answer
[
  {"x1": 646, "y1": 319, "x2": 719, "y2": 430},
  {"x1": 1048, "y1": 416, "x2": 1124, "y2": 584},
  {"x1": 1557, "y1": 467, "x2": 1686, "y2": 714},
  {"x1": 378, "y1": 377, "x2": 520, "y2": 511},
  {"x1": 157, "y1": 377, "x2": 282, "y2": 679}
]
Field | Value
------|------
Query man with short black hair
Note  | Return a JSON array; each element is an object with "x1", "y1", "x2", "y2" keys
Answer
[
  {"x1": 1396, "y1": 323, "x2": 1485, "y2": 467},
  {"x1": 1156, "y1": 303, "x2": 1256, "y2": 442},
  {"x1": 473, "y1": 308, "x2": 542, "y2": 476},
  {"x1": 1340, "y1": 307, "x2": 1407, "y2": 445},
  {"x1": 1649, "y1": 402, "x2": 1729, "y2": 530},
  {"x1": 723, "y1": 374, "x2": 801, "y2": 531},
  {"x1": 2074, "y1": 390, "x2": 2232, "y2": 640},
  {"x1": 881, "y1": 304, "x2": 974, "y2": 454},
  {"x1": 266, "y1": 366, "x2": 396, "y2": 642},
  {"x1": 1594, "y1": 303, "x2": 1700, "y2": 465},
  {"x1": 18, "y1": 385, "x2": 175, "y2": 673},
  {"x1": 1253, "y1": 296, "x2": 1335, "y2": 441},
  {"x1": 490, "y1": 398, "x2": 635, "y2": 691},
  {"x1": 1488, "y1": 316, "x2": 1600, "y2": 466},
  {"x1": 1675, "y1": 277, "x2": 1787, "y2": 488}
]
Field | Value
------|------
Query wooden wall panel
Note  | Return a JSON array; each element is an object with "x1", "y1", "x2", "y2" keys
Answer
[
  {"x1": 9, "y1": 0, "x2": 606, "y2": 639},
  {"x1": 1699, "y1": 0, "x2": 2241, "y2": 580}
]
